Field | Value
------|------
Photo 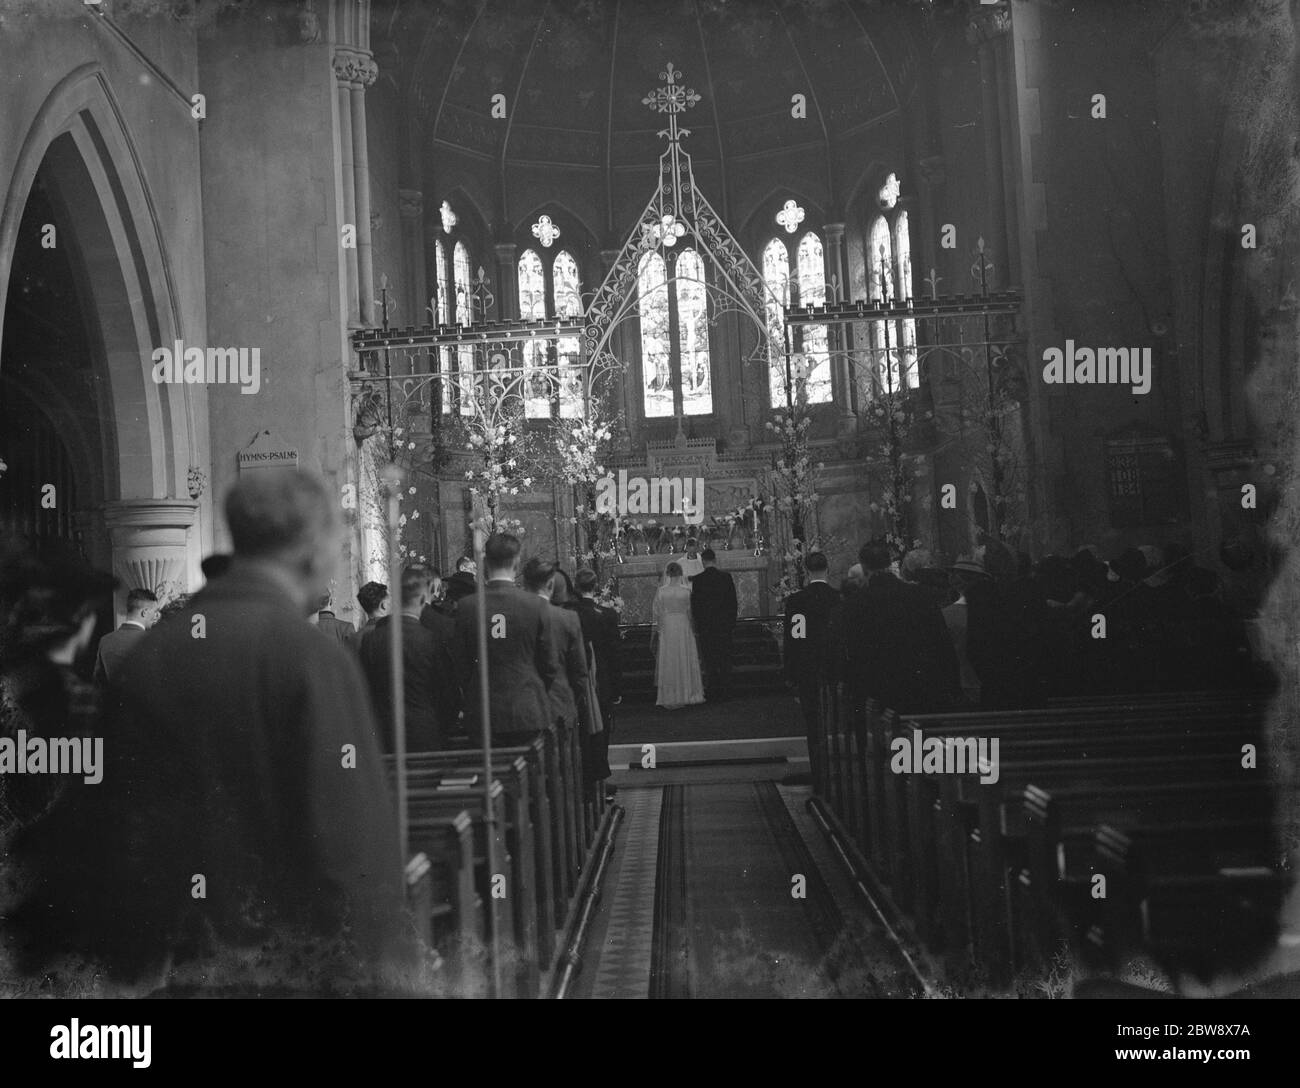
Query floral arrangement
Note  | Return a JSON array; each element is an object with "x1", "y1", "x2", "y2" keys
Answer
[{"x1": 596, "y1": 577, "x2": 625, "y2": 616}]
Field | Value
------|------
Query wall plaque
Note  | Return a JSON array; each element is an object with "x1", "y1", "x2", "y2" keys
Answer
[{"x1": 238, "y1": 430, "x2": 299, "y2": 472}]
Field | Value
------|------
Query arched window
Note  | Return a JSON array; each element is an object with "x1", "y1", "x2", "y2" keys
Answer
[
  {"x1": 516, "y1": 247, "x2": 586, "y2": 419},
  {"x1": 894, "y1": 211, "x2": 917, "y2": 389},
  {"x1": 866, "y1": 211, "x2": 919, "y2": 396},
  {"x1": 763, "y1": 230, "x2": 832, "y2": 408},
  {"x1": 553, "y1": 250, "x2": 584, "y2": 419},
  {"x1": 637, "y1": 251, "x2": 672, "y2": 419},
  {"x1": 518, "y1": 248, "x2": 549, "y2": 418},
  {"x1": 435, "y1": 240, "x2": 452, "y2": 413},
  {"x1": 796, "y1": 232, "x2": 831, "y2": 403},
  {"x1": 454, "y1": 241, "x2": 474, "y2": 415},
  {"x1": 637, "y1": 248, "x2": 712, "y2": 419},
  {"x1": 675, "y1": 249, "x2": 713, "y2": 416},
  {"x1": 762, "y1": 239, "x2": 790, "y2": 406}
]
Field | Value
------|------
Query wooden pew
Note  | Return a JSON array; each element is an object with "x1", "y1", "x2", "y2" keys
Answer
[
  {"x1": 1022, "y1": 780, "x2": 1278, "y2": 971},
  {"x1": 399, "y1": 740, "x2": 559, "y2": 961},
  {"x1": 875, "y1": 706, "x2": 1262, "y2": 978},
  {"x1": 403, "y1": 779, "x2": 523, "y2": 997}
]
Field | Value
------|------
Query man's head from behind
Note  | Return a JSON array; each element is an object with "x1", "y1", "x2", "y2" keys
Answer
[
  {"x1": 805, "y1": 551, "x2": 829, "y2": 580},
  {"x1": 701, "y1": 548, "x2": 716, "y2": 566},
  {"x1": 400, "y1": 565, "x2": 430, "y2": 611},
  {"x1": 357, "y1": 581, "x2": 389, "y2": 619},
  {"x1": 858, "y1": 541, "x2": 893, "y2": 573},
  {"x1": 575, "y1": 568, "x2": 600, "y2": 598},
  {"x1": 224, "y1": 470, "x2": 339, "y2": 614},
  {"x1": 125, "y1": 587, "x2": 159, "y2": 627},
  {"x1": 484, "y1": 533, "x2": 521, "y2": 580},
  {"x1": 522, "y1": 556, "x2": 556, "y2": 596}
]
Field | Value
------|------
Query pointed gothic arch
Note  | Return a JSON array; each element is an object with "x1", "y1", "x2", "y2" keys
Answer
[{"x1": 0, "y1": 65, "x2": 206, "y2": 592}]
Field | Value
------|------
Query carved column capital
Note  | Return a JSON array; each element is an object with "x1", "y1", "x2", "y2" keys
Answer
[
  {"x1": 494, "y1": 241, "x2": 518, "y2": 262},
  {"x1": 823, "y1": 221, "x2": 846, "y2": 246},
  {"x1": 333, "y1": 48, "x2": 378, "y2": 87}
]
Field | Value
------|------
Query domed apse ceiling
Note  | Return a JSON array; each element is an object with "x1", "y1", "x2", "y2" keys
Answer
[{"x1": 405, "y1": 0, "x2": 922, "y2": 227}]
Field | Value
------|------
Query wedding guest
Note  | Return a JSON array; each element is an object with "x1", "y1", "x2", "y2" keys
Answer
[
  {"x1": 783, "y1": 551, "x2": 839, "y2": 784},
  {"x1": 8, "y1": 470, "x2": 417, "y2": 990},
  {"x1": 360, "y1": 566, "x2": 457, "y2": 753},
  {"x1": 349, "y1": 580, "x2": 389, "y2": 653},
  {"x1": 569, "y1": 568, "x2": 621, "y2": 795},
  {"x1": 93, "y1": 587, "x2": 158, "y2": 686},
  {"x1": 311, "y1": 590, "x2": 356, "y2": 648},
  {"x1": 453, "y1": 534, "x2": 554, "y2": 742},
  {"x1": 837, "y1": 541, "x2": 959, "y2": 713}
]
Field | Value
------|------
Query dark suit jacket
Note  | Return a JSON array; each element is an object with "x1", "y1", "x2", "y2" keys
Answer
[
  {"x1": 540, "y1": 601, "x2": 590, "y2": 731},
  {"x1": 348, "y1": 616, "x2": 380, "y2": 654},
  {"x1": 836, "y1": 571, "x2": 960, "y2": 713},
  {"x1": 783, "y1": 581, "x2": 840, "y2": 687},
  {"x1": 690, "y1": 566, "x2": 738, "y2": 633},
  {"x1": 568, "y1": 597, "x2": 622, "y2": 707},
  {"x1": 11, "y1": 566, "x2": 413, "y2": 986},
  {"x1": 359, "y1": 614, "x2": 458, "y2": 752},
  {"x1": 441, "y1": 572, "x2": 477, "y2": 615},
  {"x1": 454, "y1": 579, "x2": 555, "y2": 736},
  {"x1": 316, "y1": 611, "x2": 356, "y2": 649},
  {"x1": 92, "y1": 622, "x2": 147, "y2": 685}
]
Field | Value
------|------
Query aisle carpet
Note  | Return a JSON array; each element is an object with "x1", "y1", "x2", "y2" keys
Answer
[{"x1": 580, "y1": 780, "x2": 922, "y2": 999}]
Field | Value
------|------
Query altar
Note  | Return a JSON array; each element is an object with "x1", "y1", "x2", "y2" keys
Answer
[{"x1": 606, "y1": 549, "x2": 775, "y2": 623}]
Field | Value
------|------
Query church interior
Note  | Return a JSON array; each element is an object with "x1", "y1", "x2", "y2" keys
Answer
[{"x1": 2, "y1": 0, "x2": 1300, "y2": 1006}]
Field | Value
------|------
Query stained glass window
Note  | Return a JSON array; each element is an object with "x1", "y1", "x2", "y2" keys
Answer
[
  {"x1": 435, "y1": 241, "x2": 451, "y2": 413},
  {"x1": 796, "y1": 232, "x2": 832, "y2": 404},
  {"x1": 454, "y1": 241, "x2": 474, "y2": 414},
  {"x1": 868, "y1": 216, "x2": 901, "y2": 394},
  {"x1": 894, "y1": 211, "x2": 918, "y2": 389},
  {"x1": 638, "y1": 251, "x2": 672, "y2": 419},
  {"x1": 764, "y1": 233, "x2": 831, "y2": 408},
  {"x1": 553, "y1": 250, "x2": 583, "y2": 419},
  {"x1": 763, "y1": 239, "x2": 791, "y2": 407},
  {"x1": 675, "y1": 249, "x2": 712, "y2": 416},
  {"x1": 518, "y1": 249, "x2": 549, "y2": 418}
]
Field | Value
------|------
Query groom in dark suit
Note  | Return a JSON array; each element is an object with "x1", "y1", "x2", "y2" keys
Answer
[
  {"x1": 690, "y1": 548, "x2": 737, "y2": 702},
  {"x1": 782, "y1": 551, "x2": 839, "y2": 786}
]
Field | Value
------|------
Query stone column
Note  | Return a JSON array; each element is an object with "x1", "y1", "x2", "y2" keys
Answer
[
  {"x1": 823, "y1": 221, "x2": 856, "y2": 431},
  {"x1": 102, "y1": 499, "x2": 200, "y2": 614},
  {"x1": 398, "y1": 189, "x2": 427, "y2": 326},
  {"x1": 494, "y1": 242, "x2": 518, "y2": 320},
  {"x1": 333, "y1": 48, "x2": 378, "y2": 326}
]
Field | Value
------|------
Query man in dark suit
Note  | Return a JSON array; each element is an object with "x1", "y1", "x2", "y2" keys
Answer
[
  {"x1": 523, "y1": 558, "x2": 589, "y2": 736},
  {"x1": 92, "y1": 587, "x2": 157, "y2": 686},
  {"x1": 782, "y1": 552, "x2": 839, "y2": 786},
  {"x1": 10, "y1": 470, "x2": 417, "y2": 990},
  {"x1": 349, "y1": 580, "x2": 389, "y2": 653},
  {"x1": 311, "y1": 590, "x2": 356, "y2": 648},
  {"x1": 689, "y1": 548, "x2": 737, "y2": 702},
  {"x1": 440, "y1": 556, "x2": 478, "y2": 616},
  {"x1": 836, "y1": 540, "x2": 960, "y2": 714},
  {"x1": 360, "y1": 566, "x2": 458, "y2": 753},
  {"x1": 570, "y1": 568, "x2": 621, "y2": 791},
  {"x1": 453, "y1": 534, "x2": 554, "y2": 742}
]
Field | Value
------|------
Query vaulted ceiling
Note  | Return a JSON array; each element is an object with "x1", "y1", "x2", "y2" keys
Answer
[{"x1": 377, "y1": 0, "x2": 928, "y2": 230}]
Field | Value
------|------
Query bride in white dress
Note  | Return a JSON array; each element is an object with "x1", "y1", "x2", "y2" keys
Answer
[{"x1": 651, "y1": 562, "x2": 705, "y2": 709}]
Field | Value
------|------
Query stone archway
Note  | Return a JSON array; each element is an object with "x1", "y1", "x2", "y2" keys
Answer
[{"x1": 0, "y1": 65, "x2": 210, "y2": 599}]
